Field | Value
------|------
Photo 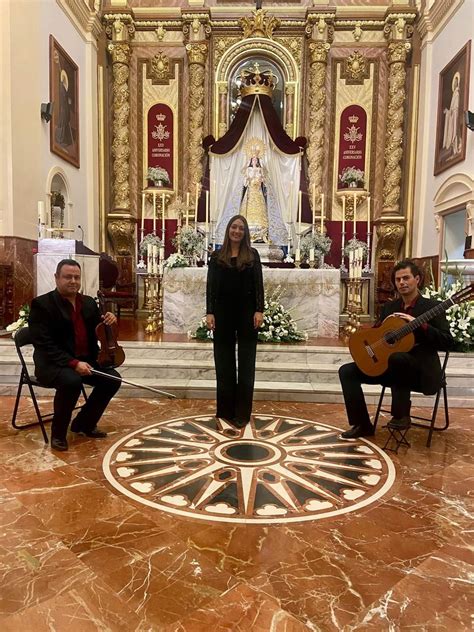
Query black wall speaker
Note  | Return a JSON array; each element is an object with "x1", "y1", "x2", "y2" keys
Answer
[{"x1": 40, "y1": 102, "x2": 54, "y2": 123}]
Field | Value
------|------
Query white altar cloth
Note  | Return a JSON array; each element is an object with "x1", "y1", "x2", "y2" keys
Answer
[{"x1": 163, "y1": 267, "x2": 340, "y2": 338}]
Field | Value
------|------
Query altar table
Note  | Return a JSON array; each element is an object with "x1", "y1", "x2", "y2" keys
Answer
[{"x1": 163, "y1": 267, "x2": 340, "y2": 338}]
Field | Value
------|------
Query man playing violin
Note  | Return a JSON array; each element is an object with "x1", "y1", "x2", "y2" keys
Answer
[
  {"x1": 338, "y1": 259, "x2": 454, "y2": 439},
  {"x1": 29, "y1": 259, "x2": 121, "y2": 451}
]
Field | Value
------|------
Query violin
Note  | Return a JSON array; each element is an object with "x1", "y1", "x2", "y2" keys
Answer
[{"x1": 96, "y1": 291, "x2": 126, "y2": 368}]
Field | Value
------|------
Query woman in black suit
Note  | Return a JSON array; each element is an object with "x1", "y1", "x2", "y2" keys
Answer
[{"x1": 206, "y1": 215, "x2": 264, "y2": 428}]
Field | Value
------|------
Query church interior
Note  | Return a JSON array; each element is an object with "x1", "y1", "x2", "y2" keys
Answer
[{"x1": 0, "y1": 0, "x2": 473, "y2": 629}]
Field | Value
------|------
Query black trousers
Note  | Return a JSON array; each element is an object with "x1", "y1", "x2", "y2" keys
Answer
[
  {"x1": 213, "y1": 305, "x2": 257, "y2": 424},
  {"x1": 49, "y1": 365, "x2": 121, "y2": 440},
  {"x1": 338, "y1": 352, "x2": 423, "y2": 428}
]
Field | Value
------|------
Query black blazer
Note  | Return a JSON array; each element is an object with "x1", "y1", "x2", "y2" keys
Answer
[
  {"x1": 206, "y1": 248, "x2": 265, "y2": 314},
  {"x1": 28, "y1": 289, "x2": 101, "y2": 385},
  {"x1": 379, "y1": 295, "x2": 454, "y2": 394}
]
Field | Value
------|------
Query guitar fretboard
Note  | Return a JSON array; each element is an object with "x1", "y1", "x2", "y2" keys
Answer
[{"x1": 388, "y1": 298, "x2": 454, "y2": 342}]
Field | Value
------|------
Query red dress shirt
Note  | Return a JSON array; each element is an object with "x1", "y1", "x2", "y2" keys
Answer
[{"x1": 60, "y1": 293, "x2": 89, "y2": 368}]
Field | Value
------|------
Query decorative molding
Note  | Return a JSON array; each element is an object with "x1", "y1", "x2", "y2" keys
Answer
[
  {"x1": 213, "y1": 36, "x2": 240, "y2": 71},
  {"x1": 375, "y1": 220, "x2": 406, "y2": 260},
  {"x1": 186, "y1": 42, "x2": 208, "y2": 204},
  {"x1": 275, "y1": 37, "x2": 303, "y2": 69},
  {"x1": 107, "y1": 218, "x2": 136, "y2": 257},
  {"x1": 56, "y1": 0, "x2": 102, "y2": 40},
  {"x1": 240, "y1": 9, "x2": 281, "y2": 39},
  {"x1": 417, "y1": 0, "x2": 462, "y2": 42}
]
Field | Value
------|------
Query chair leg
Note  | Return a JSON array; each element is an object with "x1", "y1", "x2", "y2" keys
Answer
[
  {"x1": 426, "y1": 388, "x2": 442, "y2": 448},
  {"x1": 373, "y1": 387, "x2": 385, "y2": 431},
  {"x1": 442, "y1": 384, "x2": 450, "y2": 431},
  {"x1": 26, "y1": 382, "x2": 49, "y2": 444},
  {"x1": 11, "y1": 374, "x2": 25, "y2": 430}
]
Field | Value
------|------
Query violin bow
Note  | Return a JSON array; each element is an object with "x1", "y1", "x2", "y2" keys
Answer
[{"x1": 90, "y1": 369, "x2": 176, "y2": 399}]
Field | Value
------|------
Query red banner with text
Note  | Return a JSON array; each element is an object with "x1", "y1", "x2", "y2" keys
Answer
[
  {"x1": 337, "y1": 105, "x2": 367, "y2": 190},
  {"x1": 147, "y1": 103, "x2": 174, "y2": 188}
]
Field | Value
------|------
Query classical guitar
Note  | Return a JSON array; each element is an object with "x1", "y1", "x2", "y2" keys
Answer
[{"x1": 349, "y1": 283, "x2": 474, "y2": 377}]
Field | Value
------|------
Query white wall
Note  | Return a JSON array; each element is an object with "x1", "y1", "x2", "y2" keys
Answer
[
  {"x1": 0, "y1": 0, "x2": 99, "y2": 248},
  {"x1": 412, "y1": 0, "x2": 474, "y2": 257}
]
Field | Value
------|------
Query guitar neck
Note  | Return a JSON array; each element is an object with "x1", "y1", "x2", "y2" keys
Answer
[{"x1": 392, "y1": 297, "x2": 453, "y2": 341}]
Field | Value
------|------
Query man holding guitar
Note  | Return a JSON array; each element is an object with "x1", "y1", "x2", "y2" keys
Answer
[{"x1": 339, "y1": 260, "x2": 454, "y2": 439}]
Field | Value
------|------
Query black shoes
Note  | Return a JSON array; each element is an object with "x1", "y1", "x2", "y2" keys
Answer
[
  {"x1": 388, "y1": 416, "x2": 411, "y2": 430},
  {"x1": 340, "y1": 424, "x2": 375, "y2": 439},
  {"x1": 71, "y1": 420, "x2": 107, "y2": 438},
  {"x1": 51, "y1": 437, "x2": 68, "y2": 451}
]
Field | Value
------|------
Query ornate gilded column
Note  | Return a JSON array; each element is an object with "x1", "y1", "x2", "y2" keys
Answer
[
  {"x1": 285, "y1": 85, "x2": 295, "y2": 137},
  {"x1": 307, "y1": 41, "x2": 330, "y2": 205},
  {"x1": 376, "y1": 13, "x2": 415, "y2": 262},
  {"x1": 186, "y1": 42, "x2": 208, "y2": 202},
  {"x1": 218, "y1": 84, "x2": 228, "y2": 138},
  {"x1": 106, "y1": 17, "x2": 135, "y2": 256}
]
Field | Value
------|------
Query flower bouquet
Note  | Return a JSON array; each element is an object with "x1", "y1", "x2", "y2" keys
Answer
[
  {"x1": 339, "y1": 166, "x2": 365, "y2": 188},
  {"x1": 344, "y1": 238, "x2": 368, "y2": 258},
  {"x1": 139, "y1": 233, "x2": 163, "y2": 256},
  {"x1": 147, "y1": 166, "x2": 170, "y2": 187},
  {"x1": 422, "y1": 269, "x2": 474, "y2": 351},
  {"x1": 165, "y1": 253, "x2": 188, "y2": 269},
  {"x1": 258, "y1": 288, "x2": 307, "y2": 343},
  {"x1": 300, "y1": 233, "x2": 332, "y2": 264},
  {"x1": 6, "y1": 304, "x2": 30, "y2": 335},
  {"x1": 173, "y1": 227, "x2": 205, "y2": 262}
]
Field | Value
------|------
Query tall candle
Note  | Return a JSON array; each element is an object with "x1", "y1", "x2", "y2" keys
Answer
[
  {"x1": 320, "y1": 193, "x2": 324, "y2": 233},
  {"x1": 141, "y1": 193, "x2": 145, "y2": 232},
  {"x1": 161, "y1": 193, "x2": 165, "y2": 235},
  {"x1": 147, "y1": 244, "x2": 152, "y2": 273},
  {"x1": 153, "y1": 192, "x2": 157, "y2": 233},
  {"x1": 205, "y1": 190, "x2": 209, "y2": 233},
  {"x1": 159, "y1": 245, "x2": 165, "y2": 266},
  {"x1": 312, "y1": 184, "x2": 316, "y2": 227},
  {"x1": 185, "y1": 191, "x2": 190, "y2": 227},
  {"x1": 309, "y1": 247, "x2": 315, "y2": 263},
  {"x1": 349, "y1": 249, "x2": 354, "y2": 280},
  {"x1": 152, "y1": 245, "x2": 158, "y2": 274},
  {"x1": 353, "y1": 192, "x2": 357, "y2": 236},
  {"x1": 297, "y1": 190, "x2": 302, "y2": 234},
  {"x1": 367, "y1": 196, "x2": 371, "y2": 234},
  {"x1": 341, "y1": 195, "x2": 346, "y2": 249}
]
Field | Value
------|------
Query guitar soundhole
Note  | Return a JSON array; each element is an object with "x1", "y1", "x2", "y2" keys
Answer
[{"x1": 384, "y1": 332, "x2": 397, "y2": 346}]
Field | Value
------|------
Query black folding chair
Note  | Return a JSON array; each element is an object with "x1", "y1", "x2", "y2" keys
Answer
[
  {"x1": 373, "y1": 352, "x2": 450, "y2": 450},
  {"x1": 11, "y1": 327, "x2": 87, "y2": 444}
]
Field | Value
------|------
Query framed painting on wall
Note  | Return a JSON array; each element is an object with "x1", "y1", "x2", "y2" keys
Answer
[
  {"x1": 434, "y1": 40, "x2": 471, "y2": 176},
  {"x1": 49, "y1": 35, "x2": 80, "y2": 168}
]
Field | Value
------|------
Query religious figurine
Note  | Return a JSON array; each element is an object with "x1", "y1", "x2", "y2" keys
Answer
[{"x1": 240, "y1": 154, "x2": 268, "y2": 242}]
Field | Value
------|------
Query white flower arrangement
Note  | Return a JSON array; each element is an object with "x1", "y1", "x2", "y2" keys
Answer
[
  {"x1": 173, "y1": 226, "x2": 205, "y2": 260},
  {"x1": 147, "y1": 166, "x2": 170, "y2": 186},
  {"x1": 300, "y1": 233, "x2": 332, "y2": 261},
  {"x1": 259, "y1": 288, "x2": 307, "y2": 343},
  {"x1": 6, "y1": 304, "x2": 30, "y2": 335},
  {"x1": 190, "y1": 287, "x2": 306, "y2": 343},
  {"x1": 165, "y1": 253, "x2": 188, "y2": 269},
  {"x1": 139, "y1": 233, "x2": 163, "y2": 256},
  {"x1": 422, "y1": 272, "x2": 474, "y2": 351},
  {"x1": 339, "y1": 166, "x2": 365, "y2": 187},
  {"x1": 344, "y1": 238, "x2": 368, "y2": 258}
]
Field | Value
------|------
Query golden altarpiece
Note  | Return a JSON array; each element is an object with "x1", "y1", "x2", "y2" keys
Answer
[{"x1": 99, "y1": 2, "x2": 418, "y2": 318}]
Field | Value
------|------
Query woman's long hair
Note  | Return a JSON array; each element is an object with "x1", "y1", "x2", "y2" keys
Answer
[{"x1": 217, "y1": 215, "x2": 254, "y2": 270}]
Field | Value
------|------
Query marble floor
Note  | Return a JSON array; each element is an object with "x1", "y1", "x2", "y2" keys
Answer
[{"x1": 0, "y1": 396, "x2": 472, "y2": 631}]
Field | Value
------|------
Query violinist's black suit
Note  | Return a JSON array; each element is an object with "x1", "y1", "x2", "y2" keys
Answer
[{"x1": 28, "y1": 289, "x2": 120, "y2": 441}]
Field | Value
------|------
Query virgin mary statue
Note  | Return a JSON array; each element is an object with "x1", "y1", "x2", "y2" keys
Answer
[{"x1": 240, "y1": 138, "x2": 269, "y2": 242}]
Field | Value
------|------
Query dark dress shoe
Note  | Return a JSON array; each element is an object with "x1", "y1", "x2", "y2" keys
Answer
[
  {"x1": 231, "y1": 419, "x2": 248, "y2": 429},
  {"x1": 84, "y1": 427, "x2": 108, "y2": 438},
  {"x1": 51, "y1": 437, "x2": 68, "y2": 451},
  {"x1": 388, "y1": 416, "x2": 411, "y2": 429},
  {"x1": 340, "y1": 424, "x2": 375, "y2": 439}
]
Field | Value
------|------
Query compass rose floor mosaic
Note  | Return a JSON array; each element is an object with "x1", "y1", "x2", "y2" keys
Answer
[
  {"x1": 0, "y1": 398, "x2": 472, "y2": 631},
  {"x1": 104, "y1": 414, "x2": 395, "y2": 524}
]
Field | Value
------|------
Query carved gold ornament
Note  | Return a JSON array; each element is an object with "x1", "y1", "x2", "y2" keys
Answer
[
  {"x1": 239, "y1": 62, "x2": 277, "y2": 98},
  {"x1": 240, "y1": 9, "x2": 280, "y2": 40},
  {"x1": 155, "y1": 24, "x2": 165, "y2": 41},
  {"x1": 107, "y1": 219, "x2": 136, "y2": 257},
  {"x1": 342, "y1": 51, "x2": 370, "y2": 85},
  {"x1": 150, "y1": 52, "x2": 170, "y2": 82},
  {"x1": 375, "y1": 222, "x2": 405, "y2": 260},
  {"x1": 185, "y1": 43, "x2": 208, "y2": 66}
]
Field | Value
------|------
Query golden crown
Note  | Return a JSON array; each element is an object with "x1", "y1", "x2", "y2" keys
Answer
[
  {"x1": 238, "y1": 63, "x2": 277, "y2": 98},
  {"x1": 348, "y1": 115, "x2": 359, "y2": 123}
]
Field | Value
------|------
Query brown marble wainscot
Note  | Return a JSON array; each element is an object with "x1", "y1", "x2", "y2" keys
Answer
[{"x1": 0, "y1": 236, "x2": 36, "y2": 319}]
